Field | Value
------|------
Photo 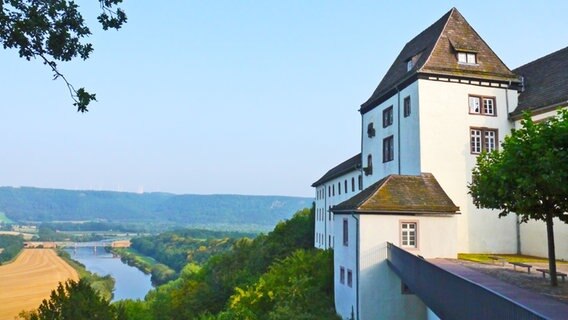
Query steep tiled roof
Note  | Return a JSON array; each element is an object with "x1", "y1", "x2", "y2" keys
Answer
[
  {"x1": 332, "y1": 173, "x2": 459, "y2": 215},
  {"x1": 512, "y1": 46, "x2": 568, "y2": 116},
  {"x1": 312, "y1": 154, "x2": 361, "y2": 187},
  {"x1": 361, "y1": 8, "x2": 518, "y2": 112}
]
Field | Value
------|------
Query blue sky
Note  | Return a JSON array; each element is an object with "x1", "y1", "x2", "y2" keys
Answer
[{"x1": 0, "y1": 1, "x2": 566, "y2": 197}]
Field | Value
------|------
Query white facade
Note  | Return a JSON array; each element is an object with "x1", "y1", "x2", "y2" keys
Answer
[
  {"x1": 334, "y1": 213, "x2": 457, "y2": 320},
  {"x1": 314, "y1": 169, "x2": 362, "y2": 249}
]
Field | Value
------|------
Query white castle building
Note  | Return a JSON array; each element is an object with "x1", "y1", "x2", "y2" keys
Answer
[{"x1": 312, "y1": 8, "x2": 568, "y2": 320}]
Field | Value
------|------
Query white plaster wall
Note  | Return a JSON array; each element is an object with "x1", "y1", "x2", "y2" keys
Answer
[
  {"x1": 357, "y1": 214, "x2": 457, "y2": 320},
  {"x1": 334, "y1": 213, "x2": 358, "y2": 319},
  {"x1": 314, "y1": 168, "x2": 362, "y2": 249},
  {"x1": 418, "y1": 79, "x2": 518, "y2": 254},
  {"x1": 514, "y1": 106, "x2": 568, "y2": 260},
  {"x1": 520, "y1": 219, "x2": 568, "y2": 260},
  {"x1": 361, "y1": 82, "x2": 421, "y2": 190}
]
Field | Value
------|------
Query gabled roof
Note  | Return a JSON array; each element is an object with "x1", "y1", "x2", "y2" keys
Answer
[
  {"x1": 312, "y1": 154, "x2": 361, "y2": 187},
  {"x1": 512, "y1": 46, "x2": 568, "y2": 116},
  {"x1": 361, "y1": 8, "x2": 518, "y2": 112},
  {"x1": 332, "y1": 173, "x2": 459, "y2": 215}
]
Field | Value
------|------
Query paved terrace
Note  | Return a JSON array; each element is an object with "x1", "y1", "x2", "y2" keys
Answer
[{"x1": 430, "y1": 259, "x2": 568, "y2": 320}]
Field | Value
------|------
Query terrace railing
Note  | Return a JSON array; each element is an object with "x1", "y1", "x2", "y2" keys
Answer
[{"x1": 386, "y1": 243, "x2": 546, "y2": 320}]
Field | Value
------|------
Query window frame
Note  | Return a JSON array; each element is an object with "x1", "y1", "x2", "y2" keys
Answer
[
  {"x1": 470, "y1": 127, "x2": 499, "y2": 154},
  {"x1": 340, "y1": 267, "x2": 345, "y2": 284},
  {"x1": 383, "y1": 106, "x2": 394, "y2": 128},
  {"x1": 343, "y1": 218, "x2": 348, "y2": 246},
  {"x1": 468, "y1": 95, "x2": 496, "y2": 116},
  {"x1": 400, "y1": 221, "x2": 418, "y2": 249},
  {"x1": 383, "y1": 135, "x2": 394, "y2": 163},
  {"x1": 347, "y1": 269, "x2": 353, "y2": 288},
  {"x1": 457, "y1": 52, "x2": 477, "y2": 64},
  {"x1": 403, "y1": 96, "x2": 411, "y2": 117}
]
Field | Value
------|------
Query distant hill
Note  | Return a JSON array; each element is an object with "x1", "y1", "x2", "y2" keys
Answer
[{"x1": 0, "y1": 187, "x2": 312, "y2": 227}]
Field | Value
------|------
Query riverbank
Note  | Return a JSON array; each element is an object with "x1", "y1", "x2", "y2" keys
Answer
[
  {"x1": 57, "y1": 249, "x2": 115, "y2": 301},
  {"x1": 111, "y1": 247, "x2": 176, "y2": 285}
]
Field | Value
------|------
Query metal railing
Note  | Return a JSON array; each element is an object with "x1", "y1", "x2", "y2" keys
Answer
[{"x1": 386, "y1": 243, "x2": 546, "y2": 320}]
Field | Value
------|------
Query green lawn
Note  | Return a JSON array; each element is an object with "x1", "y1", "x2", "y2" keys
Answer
[{"x1": 458, "y1": 253, "x2": 567, "y2": 264}]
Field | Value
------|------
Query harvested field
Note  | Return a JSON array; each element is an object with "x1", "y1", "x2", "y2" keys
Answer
[{"x1": 0, "y1": 249, "x2": 79, "y2": 319}]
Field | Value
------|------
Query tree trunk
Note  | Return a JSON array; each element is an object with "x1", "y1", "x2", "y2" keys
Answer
[{"x1": 546, "y1": 212, "x2": 558, "y2": 287}]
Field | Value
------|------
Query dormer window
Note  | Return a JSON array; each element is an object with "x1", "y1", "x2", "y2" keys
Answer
[
  {"x1": 457, "y1": 52, "x2": 477, "y2": 64},
  {"x1": 406, "y1": 60, "x2": 414, "y2": 71},
  {"x1": 406, "y1": 52, "x2": 422, "y2": 72}
]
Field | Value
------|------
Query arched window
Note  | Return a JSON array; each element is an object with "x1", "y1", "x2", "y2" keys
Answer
[
  {"x1": 364, "y1": 154, "x2": 373, "y2": 175},
  {"x1": 344, "y1": 180, "x2": 348, "y2": 193},
  {"x1": 338, "y1": 182, "x2": 341, "y2": 195},
  {"x1": 351, "y1": 177, "x2": 355, "y2": 192}
]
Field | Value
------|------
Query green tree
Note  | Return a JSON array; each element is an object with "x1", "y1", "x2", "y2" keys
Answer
[
  {"x1": 469, "y1": 110, "x2": 568, "y2": 286},
  {"x1": 21, "y1": 279, "x2": 119, "y2": 319},
  {"x1": 0, "y1": 0, "x2": 127, "y2": 111}
]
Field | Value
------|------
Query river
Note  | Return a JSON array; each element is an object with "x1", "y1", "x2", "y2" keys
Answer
[{"x1": 66, "y1": 247, "x2": 154, "y2": 301}]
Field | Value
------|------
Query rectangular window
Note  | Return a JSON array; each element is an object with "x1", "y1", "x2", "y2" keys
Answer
[
  {"x1": 358, "y1": 175, "x2": 362, "y2": 190},
  {"x1": 338, "y1": 182, "x2": 341, "y2": 195},
  {"x1": 332, "y1": 185, "x2": 335, "y2": 196},
  {"x1": 469, "y1": 95, "x2": 496, "y2": 116},
  {"x1": 383, "y1": 135, "x2": 394, "y2": 162},
  {"x1": 347, "y1": 270, "x2": 353, "y2": 288},
  {"x1": 351, "y1": 177, "x2": 355, "y2": 192},
  {"x1": 403, "y1": 96, "x2": 411, "y2": 117},
  {"x1": 401, "y1": 222, "x2": 417, "y2": 248},
  {"x1": 458, "y1": 52, "x2": 476, "y2": 64},
  {"x1": 470, "y1": 128, "x2": 498, "y2": 154},
  {"x1": 383, "y1": 106, "x2": 393, "y2": 128},
  {"x1": 344, "y1": 180, "x2": 348, "y2": 194},
  {"x1": 340, "y1": 267, "x2": 345, "y2": 284},
  {"x1": 343, "y1": 218, "x2": 348, "y2": 246}
]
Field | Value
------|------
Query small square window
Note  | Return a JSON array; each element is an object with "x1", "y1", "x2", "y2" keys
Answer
[
  {"x1": 469, "y1": 95, "x2": 496, "y2": 116},
  {"x1": 401, "y1": 222, "x2": 417, "y2": 248},
  {"x1": 458, "y1": 52, "x2": 477, "y2": 64}
]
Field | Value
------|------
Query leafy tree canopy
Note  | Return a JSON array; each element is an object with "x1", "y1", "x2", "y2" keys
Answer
[
  {"x1": 469, "y1": 109, "x2": 568, "y2": 285},
  {"x1": 0, "y1": 0, "x2": 127, "y2": 112},
  {"x1": 20, "y1": 279, "x2": 121, "y2": 320}
]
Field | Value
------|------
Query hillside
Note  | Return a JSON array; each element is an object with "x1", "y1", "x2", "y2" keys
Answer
[{"x1": 0, "y1": 187, "x2": 312, "y2": 227}]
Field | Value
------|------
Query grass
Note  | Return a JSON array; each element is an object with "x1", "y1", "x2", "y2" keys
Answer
[{"x1": 458, "y1": 253, "x2": 568, "y2": 264}]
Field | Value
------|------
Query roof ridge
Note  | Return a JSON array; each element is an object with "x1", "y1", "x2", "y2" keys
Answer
[
  {"x1": 514, "y1": 46, "x2": 568, "y2": 70},
  {"x1": 417, "y1": 8, "x2": 455, "y2": 73}
]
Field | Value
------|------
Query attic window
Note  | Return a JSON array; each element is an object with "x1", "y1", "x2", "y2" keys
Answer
[
  {"x1": 406, "y1": 52, "x2": 422, "y2": 72},
  {"x1": 457, "y1": 52, "x2": 477, "y2": 64}
]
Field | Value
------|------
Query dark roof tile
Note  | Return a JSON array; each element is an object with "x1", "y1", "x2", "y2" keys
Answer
[
  {"x1": 361, "y1": 8, "x2": 518, "y2": 112},
  {"x1": 332, "y1": 173, "x2": 459, "y2": 215},
  {"x1": 513, "y1": 46, "x2": 568, "y2": 115},
  {"x1": 312, "y1": 154, "x2": 361, "y2": 187}
]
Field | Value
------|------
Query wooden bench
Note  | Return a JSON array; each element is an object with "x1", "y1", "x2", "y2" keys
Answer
[
  {"x1": 536, "y1": 268, "x2": 567, "y2": 282},
  {"x1": 488, "y1": 256, "x2": 505, "y2": 266},
  {"x1": 509, "y1": 262, "x2": 532, "y2": 273}
]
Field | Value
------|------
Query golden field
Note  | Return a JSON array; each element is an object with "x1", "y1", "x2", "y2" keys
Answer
[{"x1": 0, "y1": 249, "x2": 79, "y2": 319}]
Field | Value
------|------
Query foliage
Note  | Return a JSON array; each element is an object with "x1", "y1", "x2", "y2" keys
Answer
[
  {"x1": 114, "y1": 299, "x2": 153, "y2": 320},
  {"x1": 140, "y1": 207, "x2": 319, "y2": 319},
  {"x1": 0, "y1": 187, "x2": 310, "y2": 229},
  {"x1": 0, "y1": 0, "x2": 127, "y2": 111},
  {"x1": 130, "y1": 229, "x2": 255, "y2": 272},
  {"x1": 0, "y1": 234, "x2": 24, "y2": 263},
  {"x1": 223, "y1": 249, "x2": 339, "y2": 320},
  {"x1": 469, "y1": 110, "x2": 568, "y2": 286},
  {"x1": 20, "y1": 279, "x2": 120, "y2": 320}
]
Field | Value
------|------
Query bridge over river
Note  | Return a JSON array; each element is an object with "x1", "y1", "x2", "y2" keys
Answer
[{"x1": 24, "y1": 240, "x2": 130, "y2": 249}]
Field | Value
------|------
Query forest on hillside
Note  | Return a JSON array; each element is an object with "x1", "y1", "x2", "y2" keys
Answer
[
  {"x1": 0, "y1": 187, "x2": 311, "y2": 229},
  {"x1": 22, "y1": 208, "x2": 339, "y2": 320}
]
